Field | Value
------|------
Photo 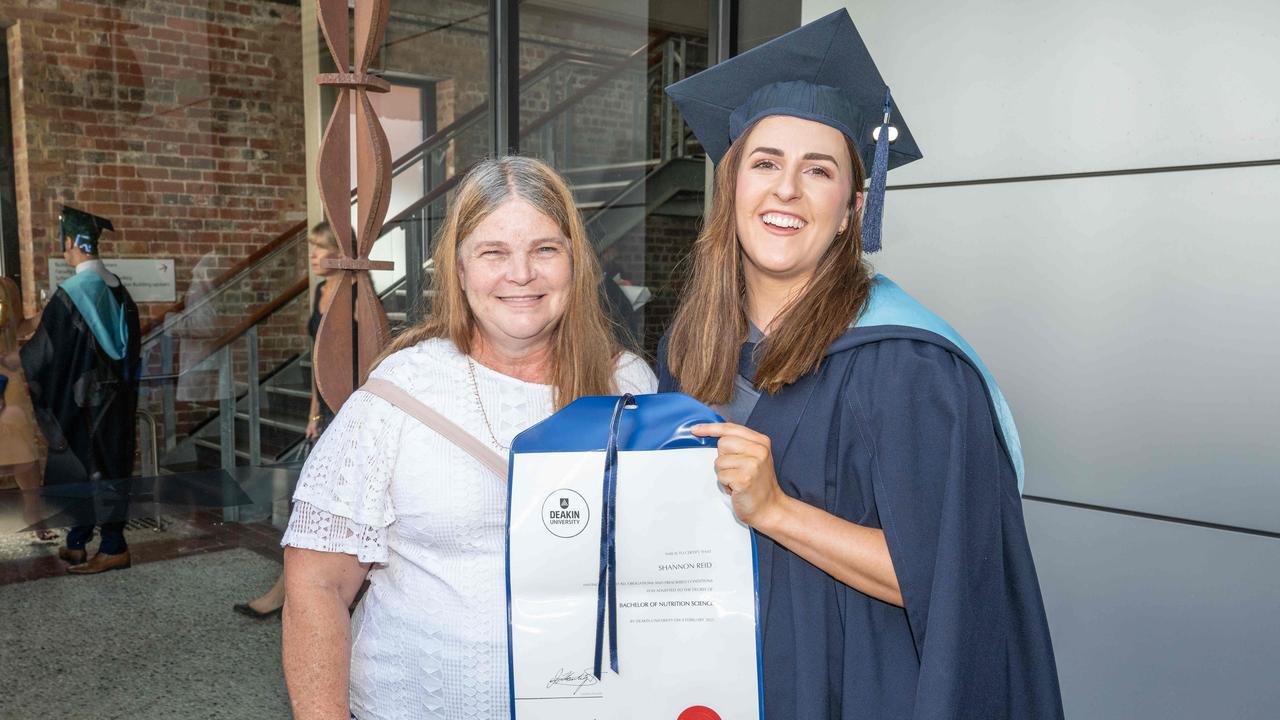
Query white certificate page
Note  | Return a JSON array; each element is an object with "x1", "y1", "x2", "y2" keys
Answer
[{"x1": 508, "y1": 447, "x2": 761, "y2": 720}]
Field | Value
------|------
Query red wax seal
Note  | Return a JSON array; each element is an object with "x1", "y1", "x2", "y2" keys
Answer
[{"x1": 677, "y1": 707, "x2": 721, "y2": 720}]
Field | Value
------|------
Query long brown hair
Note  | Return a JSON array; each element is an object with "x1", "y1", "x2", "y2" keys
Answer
[
  {"x1": 665, "y1": 124, "x2": 873, "y2": 403},
  {"x1": 374, "y1": 156, "x2": 619, "y2": 409}
]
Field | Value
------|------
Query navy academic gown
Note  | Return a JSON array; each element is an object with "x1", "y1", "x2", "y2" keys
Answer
[
  {"x1": 658, "y1": 277, "x2": 1064, "y2": 720},
  {"x1": 22, "y1": 282, "x2": 140, "y2": 484},
  {"x1": 21, "y1": 274, "x2": 140, "y2": 554}
]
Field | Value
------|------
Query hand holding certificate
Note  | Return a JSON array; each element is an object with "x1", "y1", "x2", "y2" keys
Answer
[{"x1": 506, "y1": 393, "x2": 763, "y2": 720}]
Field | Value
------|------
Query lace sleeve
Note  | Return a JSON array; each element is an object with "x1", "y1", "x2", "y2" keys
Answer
[
  {"x1": 290, "y1": 387, "x2": 407, "y2": 530},
  {"x1": 282, "y1": 500, "x2": 388, "y2": 564}
]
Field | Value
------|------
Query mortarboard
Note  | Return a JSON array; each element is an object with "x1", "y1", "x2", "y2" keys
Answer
[
  {"x1": 665, "y1": 9, "x2": 922, "y2": 252},
  {"x1": 59, "y1": 206, "x2": 115, "y2": 255}
]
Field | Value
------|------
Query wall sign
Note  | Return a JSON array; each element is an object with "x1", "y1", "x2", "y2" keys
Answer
[{"x1": 48, "y1": 258, "x2": 178, "y2": 303}]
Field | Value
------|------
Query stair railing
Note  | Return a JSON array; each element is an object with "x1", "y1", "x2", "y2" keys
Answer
[
  {"x1": 134, "y1": 46, "x2": 641, "y2": 354},
  {"x1": 140, "y1": 33, "x2": 704, "y2": 465},
  {"x1": 143, "y1": 32, "x2": 686, "y2": 358},
  {"x1": 139, "y1": 276, "x2": 308, "y2": 461},
  {"x1": 376, "y1": 34, "x2": 703, "y2": 313},
  {"x1": 136, "y1": 46, "x2": 636, "y2": 453}
]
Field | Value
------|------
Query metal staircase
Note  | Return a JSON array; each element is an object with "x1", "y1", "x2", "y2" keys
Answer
[{"x1": 140, "y1": 33, "x2": 709, "y2": 476}]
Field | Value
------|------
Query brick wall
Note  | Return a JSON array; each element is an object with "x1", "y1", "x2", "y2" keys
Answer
[
  {"x1": 2, "y1": 0, "x2": 311, "y2": 440},
  {"x1": 3, "y1": 0, "x2": 308, "y2": 319},
  {"x1": 603, "y1": 211, "x2": 701, "y2": 357}
]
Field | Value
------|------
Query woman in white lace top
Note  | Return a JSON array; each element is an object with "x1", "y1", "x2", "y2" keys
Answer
[{"x1": 281, "y1": 156, "x2": 657, "y2": 720}]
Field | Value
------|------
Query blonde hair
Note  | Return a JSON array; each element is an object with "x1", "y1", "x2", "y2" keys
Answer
[
  {"x1": 0, "y1": 277, "x2": 20, "y2": 353},
  {"x1": 374, "y1": 156, "x2": 619, "y2": 409},
  {"x1": 308, "y1": 222, "x2": 340, "y2": 252},
  {"x1": 665, "y1": 124, "x2": 872, "y2": 403}
]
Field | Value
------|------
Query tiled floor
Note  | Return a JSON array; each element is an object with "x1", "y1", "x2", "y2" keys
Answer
[{"x1": 0, "y1": 509, "x2": 284, "y2": 586}]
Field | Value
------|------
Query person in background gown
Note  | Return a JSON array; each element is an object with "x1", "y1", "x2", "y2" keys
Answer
[
  {"x1": 659, "y1": 11, "x2": 1063, "y2": 719},
  {"x1": 21, "y1": 206, "x2": 141, "y2": 575}
]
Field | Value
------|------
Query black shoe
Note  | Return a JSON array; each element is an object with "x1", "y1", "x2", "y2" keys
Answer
[{"x1": 233, "y1": 602, "x2": 283, "y2": 619}]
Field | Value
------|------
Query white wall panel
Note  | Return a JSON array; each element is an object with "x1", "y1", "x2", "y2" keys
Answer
[
  {"x1": 803, "y1": 0, "x2": 1280, "y2": 184},
  {"x1": 868, "y1": 167, "x2": 1280, "y2": 531},
  {"x1": 1026, "y1": 501, "x2": 1280, "y2": 719}
]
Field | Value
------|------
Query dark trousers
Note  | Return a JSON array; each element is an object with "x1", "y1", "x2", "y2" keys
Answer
[
  {"x1": 63, "y1": 471, "x2": 130, "y2": 555},
  {"x1": 66, "y1": 521, "x2": 128, "y2": 555}
]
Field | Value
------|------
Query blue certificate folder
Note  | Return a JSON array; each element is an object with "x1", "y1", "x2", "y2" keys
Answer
[{"x1": 505, "y1": 393, "x2": 765, "y2": 720}]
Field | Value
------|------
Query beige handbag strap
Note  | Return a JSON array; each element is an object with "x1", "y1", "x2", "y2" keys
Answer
[{"x1": 361, "y1": 377, "x2": 509, "y2": 478}]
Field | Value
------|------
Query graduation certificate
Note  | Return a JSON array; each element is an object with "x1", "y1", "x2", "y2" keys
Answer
[{"x1": 506, "y1": 395, "x2": 762, "y2": 720}]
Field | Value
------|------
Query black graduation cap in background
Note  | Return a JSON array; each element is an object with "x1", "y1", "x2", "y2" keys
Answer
[
  {"x1": 59, "y1": 206, "x2": 115, "y2": 254},
  {"x1": 664, "y1": 9, "x2": 922, "y2": 252}
]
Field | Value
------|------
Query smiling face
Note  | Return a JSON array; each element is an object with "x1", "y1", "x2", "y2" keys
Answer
[
  {"x1": 733, "y1": 115, "x2": 857, "y2": 285},
  {"x1": 458, "y1": 198, "x2": 572, "y2": 354}
]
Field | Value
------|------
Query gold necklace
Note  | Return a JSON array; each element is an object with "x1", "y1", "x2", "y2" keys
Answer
[{"x1": 466, "y1": 357, "x2": 509, "y2": 451}]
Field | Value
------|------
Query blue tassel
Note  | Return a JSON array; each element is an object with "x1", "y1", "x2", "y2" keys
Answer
[
  {"x1": 593, "y1": 394, "x2": 631, "y2": 680},
  {"x1": 861, "y1": 88, "x2": 893, "y2": 254}
]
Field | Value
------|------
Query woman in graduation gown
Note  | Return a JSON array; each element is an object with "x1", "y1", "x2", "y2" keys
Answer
[{"x1": 659, "y1": 11, "x2": 1064, "y2": 719}]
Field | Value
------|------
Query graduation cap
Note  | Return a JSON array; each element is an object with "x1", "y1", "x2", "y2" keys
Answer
[
  {"x1": 664, "y1": 9, "x2": 922, "y2": 252},
  {"x1": 59, "y1": 206, "x2": 115, "y2": 254}
]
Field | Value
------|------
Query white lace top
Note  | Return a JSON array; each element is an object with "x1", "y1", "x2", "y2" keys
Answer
[{"x1": 282, "y1": 338, "x2": 657, "y2": 720}]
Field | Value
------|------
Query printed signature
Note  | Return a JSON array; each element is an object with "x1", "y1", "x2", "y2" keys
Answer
[{"x1": 545, "y1": 668, "x2": 601, "y2": 695}]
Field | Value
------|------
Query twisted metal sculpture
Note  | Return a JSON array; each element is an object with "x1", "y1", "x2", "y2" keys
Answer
[{"x1": 313, "y1": 0, "x2": 395, "y2": 410}]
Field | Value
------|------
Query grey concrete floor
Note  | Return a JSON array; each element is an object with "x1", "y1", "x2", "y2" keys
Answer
[{"x1": 0, "y1": 548, "x2": 291, "y2": 719}]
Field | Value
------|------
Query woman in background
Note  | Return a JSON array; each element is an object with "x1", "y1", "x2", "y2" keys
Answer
[
  {"x1": 0, "y1": 277, "x2": 54, "y2": 541},
  {"x1": 234, "y1": 222, "x2": 341, "y2": 618},
  {"x1": 303, "y1": 223, "x2": 340, "y2": 442}
]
